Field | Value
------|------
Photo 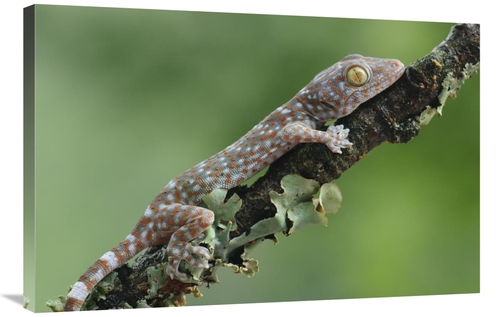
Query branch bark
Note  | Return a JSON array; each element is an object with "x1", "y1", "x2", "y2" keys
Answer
[{"x1": 83, "y1": 23, "x2": 480, "y2": 310}]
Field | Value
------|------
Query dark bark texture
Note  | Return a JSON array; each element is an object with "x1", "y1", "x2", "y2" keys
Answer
[{"x1": 86, "y1": 23, "x2": 480, "y2": 310}]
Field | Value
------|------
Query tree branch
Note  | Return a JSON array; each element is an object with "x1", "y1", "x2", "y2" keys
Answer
[{"x1": 64, "y1": 23, "x2": 479, "y2": 311}]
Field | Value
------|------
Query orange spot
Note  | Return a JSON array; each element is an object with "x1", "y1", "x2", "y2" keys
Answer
[
  {"x1": 140, "y1": 217, "x2": 152, "y2": 227},
  {"x1": 189, "y1": 229, "x2": 199, "y2": 237},
  {"x1": 174, "y1": 191, "x2": 181, "y2": 201},
  {"x1": 260, "y1": 130, "x2": 278, "y2": 141},
  {"x1": 85, "y1": 281, "x2": 94, "y2": 291},
  {"x1": 97, "y1": 259, "x2": 109, "y2": 271},
  {"x1": 135, "y1": 240, "x2": 144, "y2": 249},
  {"x1": 150, "y1": 202, "x2": 158, "y2": 212},
  {"x1": 115, "y1": 252, "x2": 124, "y2": 263}
]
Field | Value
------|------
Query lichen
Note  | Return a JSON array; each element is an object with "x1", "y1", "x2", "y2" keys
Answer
[
  {"x1": 217, "y1": 175, "x2": 341, "y2": 270},
  {"x1": 313, "y1": 182, "x2": 343, "y2": 215},
  {"x1": 420, "y1": 62, "x2": 479, "y2": 125},
  {"x1": 192, "y1": 174, "x2": 342, "y2": 284},
  {"x1": 46, "y1": 295, "x2": 65, "y2": 312},
  {"x1": 146, "y1": 263, "x2": 168, "y2": 299},
  {"x1": 136, "y1": 299, "x2": 149, "y2": 308}
]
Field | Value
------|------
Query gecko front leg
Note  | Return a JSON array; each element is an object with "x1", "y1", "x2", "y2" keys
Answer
[{"x1": 281, "y1": 122, "x2": 352, "y2": 154}]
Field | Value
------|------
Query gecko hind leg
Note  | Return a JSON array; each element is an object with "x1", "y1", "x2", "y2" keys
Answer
[{"x1": 156, "y1": 204, "x2": 215, "y2": 281}]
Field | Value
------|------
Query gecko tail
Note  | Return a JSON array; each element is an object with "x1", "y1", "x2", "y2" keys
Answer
[{"x1": 63, "y1": 232, "x2": 148, "y2": 311}]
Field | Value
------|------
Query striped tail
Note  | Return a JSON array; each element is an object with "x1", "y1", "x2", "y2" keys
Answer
[{"x1": 63, "y1": 231, "x2": 147, "y2": 311}]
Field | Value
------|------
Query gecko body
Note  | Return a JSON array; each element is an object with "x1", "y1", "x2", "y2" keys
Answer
[{"x1": 63, "y1": 54, "x2": 404, "y2": 311}]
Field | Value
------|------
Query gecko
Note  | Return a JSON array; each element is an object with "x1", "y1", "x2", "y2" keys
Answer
[{"x1": 63, "y1": 54, "x2": 405, "y2": 311}]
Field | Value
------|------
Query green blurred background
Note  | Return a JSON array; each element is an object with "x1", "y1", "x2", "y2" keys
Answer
[{"x1": 28, "y1": 5, "x2": 479, "y2": 312}]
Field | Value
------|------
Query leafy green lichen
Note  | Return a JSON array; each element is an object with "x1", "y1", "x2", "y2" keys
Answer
[
  {"x1": 146, "y1": 263, "x2": 168, "y2": 299},
  {"x1": 46, "y1": 296, "x2": 65, "y2": 312},
  {"x1": 314, "y1": 182, "x2": 343, "y2": 215},
  {"x1": 192, "y1": 174, "x2": 343, "y2": 284},
  {"x1": 207, "y1": 174, "x2": 342, "y2": 282}
]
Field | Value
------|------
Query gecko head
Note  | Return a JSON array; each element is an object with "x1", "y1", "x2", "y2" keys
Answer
[{"x1": 298, "y1": 54, "x2": 405, "y2": 119}]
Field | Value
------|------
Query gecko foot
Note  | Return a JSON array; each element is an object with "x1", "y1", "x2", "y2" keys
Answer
[
  {"x1": 166, "y1": 242, "x2": 211, "y2": 281},
  {"x1": 324, "y1": 124, "x2": 352, "y2": 154}
]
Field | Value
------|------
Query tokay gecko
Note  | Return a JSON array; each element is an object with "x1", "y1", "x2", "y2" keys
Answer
[{"x1": 63, "y1": 54, "x2": 405, "y2": 311}]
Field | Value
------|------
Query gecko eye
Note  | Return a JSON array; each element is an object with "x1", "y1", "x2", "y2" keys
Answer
[{"x1": 346, "y1": 65, "x2": 370, "y2": 87}]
